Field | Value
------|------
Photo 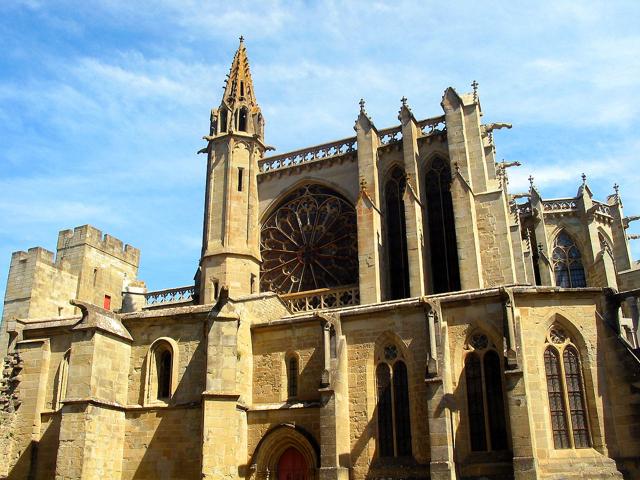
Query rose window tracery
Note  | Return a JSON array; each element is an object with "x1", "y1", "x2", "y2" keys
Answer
[{"x1": 260, "y1": 185, "x2": 358, "y2": 294}]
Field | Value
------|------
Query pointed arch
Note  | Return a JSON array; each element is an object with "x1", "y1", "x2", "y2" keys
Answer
[
  {"x1": 463, "y1": 331, "x2": 509, "y2": 452},
  {"x1": 384, "y1": 165, "x2": 410, "y2": 299},
  {"x1": 259, "y1": 184, "x2": 358, "y2": 294},
  {"x1": 424, "y1": 155, "x2": 460, "y2": 293},
  {"x1": 373, "y1": 332, "x2": 413, "y2": 459},
  {"x1": 285, "y1": 351, "x2": 300, "y2": 399},
  {"x1": 552, "y1": 230, "x2": 586, "y2": 287},
  {"x1": 543, "y1": 324, "x2": 592, "y2": 449},
  {"x1": 219, "y1": 108, "x2": 228, "y2": 133},
  {"x1": 238, "y1": 106, "x2": 249, "y2": 132}
]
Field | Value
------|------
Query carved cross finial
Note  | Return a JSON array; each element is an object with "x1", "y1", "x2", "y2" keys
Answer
[
  {"x1": 401, "y1": 96, "x2": 407, "y2": 107},
  {"x1": 581, "y1": 172, "x2": 587, "y2": 185},
  {"x1": 471, "y1": 80, "x2": 479, "y2": 101},
  {"x1": 359, "y1": 98, "x2": 366, "y2": 113},
  {"x1": 239, "y1": 35, "x2": 244, "y2": 43},
  {"x1": 528, "y1": 175, "x2": 534, "y2": 189},
  {"x1": 614, "y1": 183, "x2": 620, "y2": 195}
]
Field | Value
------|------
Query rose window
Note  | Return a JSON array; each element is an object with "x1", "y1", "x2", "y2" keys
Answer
[{"x1": 260, "y1": 185, "x2": 358, "y2": 294}]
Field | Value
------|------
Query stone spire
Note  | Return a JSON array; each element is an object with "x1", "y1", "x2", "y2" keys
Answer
[
  {"x1": 221, "y1": 36, "x2": 258, "y2": 110},
  {"x1": 211, "y1": 36, "x2": 264, "y2": 140}
]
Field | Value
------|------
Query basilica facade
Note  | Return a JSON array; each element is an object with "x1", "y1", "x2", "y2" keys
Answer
[{"x1": 1, "y1": 39, "x2": 640, "y2": 480}]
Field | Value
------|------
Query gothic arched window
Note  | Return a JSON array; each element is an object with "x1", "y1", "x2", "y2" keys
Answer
[
  {"x1": 464, "y1": 333, "x2": 508, "y2": 452},
  {"x1": 158, "y1": 350, "x2": 172, "y2": 400},
  {"x1": 260, "y1": 185, "x2": 358, "y2": 294},
  {"x1": 384, "y1": 167, "x2": 410, "y2": 299},
  {"x1": 552, "y1": 231, "x2": 586, "y2": 288},
  {"x1": 220, "y1": 109, "x2": 228, "y2": 133},
  {"x1": 375, "y1": 344, "x2": 412, "y2": 458},
  {"x1": 544, "y1": 325, "x2": 591, "y2": 449},
  {"x1": 287, "y1": 354, "x2": 299, "y2": 399},
  {"x1": 425, "y1": 157, "x2": 460, "y2": 293}
]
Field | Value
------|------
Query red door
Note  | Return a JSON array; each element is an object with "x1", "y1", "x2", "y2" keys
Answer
[{"x1": 277, "y1": 447, "x2": 308, "y2": 480}]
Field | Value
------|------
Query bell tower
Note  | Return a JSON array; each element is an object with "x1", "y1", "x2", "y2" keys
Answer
[{"x1": 199, "y1": 37, "x2": 266, "y2": 303}]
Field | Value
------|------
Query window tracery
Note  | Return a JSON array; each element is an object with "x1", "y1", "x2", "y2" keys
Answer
[
  {"x1": 463, "y1": 332, "x2": 508, "y2": 452},
  {"x1": 385, "y1": 167, "x2": 410, "y2": 300},
  {"x1": 552, "y1": 231, "x2": 586, "y2": 288},
  {"x1": 543, "y1": 325, "x2": 591, "y2": 449},
  {"x1": 260, "y1": 185, "x2": 358, "y2": 294},
  {"x1": 375, "y1": 343, "x2": 412, "y2": 458},
  {"x1": 425, "y1": 157, "x2": 460, "y2": 293}
]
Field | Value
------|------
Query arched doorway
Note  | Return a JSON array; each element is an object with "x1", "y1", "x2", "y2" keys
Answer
[{"x1": 277, "y1": 447, "x2": 309, "y2": 479}]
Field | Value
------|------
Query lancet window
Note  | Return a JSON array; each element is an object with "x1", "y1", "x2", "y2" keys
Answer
[
  {"x1": 384, "y1": 167, "x2": 410, "y2": 299},
  {"x1": 260, "y1": 185, "x2": 358, "y2": 294},
  {"x1": 425, "y1": 157, "x2": 460, "y2": 293},
  {"x1": 375, "y1": 344, "x2": 412, "y2": 458},
  {"x1": 552, "y1": 231, "x2": 586, "y2": 288},
  {"x1": 287, "y1": 354, "x2": 299, "y2": 399},
  {"x1": 238, "y1": 106, "x2": 248, "y2": 132},
  {"x1": 544, "y1": 325, "x2": 591, "y2": 449},
  {"x1": 464, "y1": 333, "x2": 508, "y2": 452}
]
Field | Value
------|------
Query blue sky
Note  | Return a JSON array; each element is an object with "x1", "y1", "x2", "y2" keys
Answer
[{"x1": 1, "y1": 0, "x2": 640, "y2": 306}]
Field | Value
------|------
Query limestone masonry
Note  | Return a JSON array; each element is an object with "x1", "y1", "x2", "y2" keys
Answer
[{"x1": 2, "y1": 38, "x2": 640, "y2": 480}]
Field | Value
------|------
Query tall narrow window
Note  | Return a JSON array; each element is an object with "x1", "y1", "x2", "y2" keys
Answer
[
  {"x1": 375, "y1": 343, "x2": 412, "y2": 458},
  {"x1": 544, "y1": 325, "x2": 591, "y2": 449},
  {"x1": 147, "y1": 339, "x2": 176, "y2": 404},
  {"x1": 287, "y1": 355, "x2": 299, "y2": 399},
  {"x1": 425, "y1": 157, "x2": 460, "y2": 293},
  {"x1": 552, "y1": 231, "x2": 586, "y2": 288},
  {"x1": 385, "y1": 167, "x2": 410, "y2": 299},
  {"x1": 464, "y1": 333, "x2": 508, "y2": 452},
  {"x1": 240, "y1": 81, "x2": 245, "y2": 97},
  {"x1": 220, "y1": 109, "x2": 228, "y2": 133},
  {"x1": 237, "y1": 167, "x2": 244, "y2": 191},
  {"x1": 238, "y1": 107, "x2": 248, "y2": 132},
  {"x1": 158, "y1": 350, "x2": 172, "y2": 400}
]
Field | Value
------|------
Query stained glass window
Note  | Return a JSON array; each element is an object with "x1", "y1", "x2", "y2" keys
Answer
[
  {"x1": 260, "y1": 185, "x2": 358, "y2": 294},
  {"x1": 544, "y1": 326, "x2": 591, "y2": 449},
  {"x1": 376, "y1": 348, "x2": 412, "y2": 459},
  {"x1": 552, "y1": 231, "x2": 586, "y2": 288},
  {"x1": 464, "y1": 333, "x2": 509, "y2": 452},
  {"x1": 385, "y1": 167, "x2": 410, "y2": 299},
  {"x1": 425, "y1": 157, "x2": 460, "y2": 293}
]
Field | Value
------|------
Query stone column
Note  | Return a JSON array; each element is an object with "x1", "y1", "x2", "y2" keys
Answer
[
  {"x1": 355, "y1": 104, "x2": 384, "y2": 304},
  {"x1": 400, "y1": 101, "x2": 427, "y2": 296},
  {"x1": 55, "y1": 302, "x2": 132, "y2": 480},
  {"x1": 529, "y1": 187, "x2": 553, "y2": 285}
]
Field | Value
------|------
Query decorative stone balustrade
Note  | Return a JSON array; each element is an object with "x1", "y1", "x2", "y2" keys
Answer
[
  {"x1": 378, "y1": 125, "x2": 402, "y2": 145},
  {"x1": 542, "y1": 199, "x2": 577, "y2": 212},
  {"x1": 258, "y1": 137, "x2": 357, "y2": 173},
  {"x1": 417, "y1": 115, "x2": 447, "y2": 136},
  {"x1": 593, "y1": 200, "x2": 613, "y2": 217},
  {"x1": 144, "y1": 285, "x2": 195, "y2": 307},
  {"x1": 280, "y1": 285, "x2": 360, "y2": 313}
]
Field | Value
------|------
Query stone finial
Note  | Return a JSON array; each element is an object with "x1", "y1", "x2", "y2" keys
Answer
[
  {"x1": 471, "y1": 80, "x2": 479, "y2": 101},
  {"x1": 581, "y1": 173, "x2": 587, "y2": 185},
  {"x1": 359, "y1": 98, "x2": 366, "y2": 113},
  {"x1": 239, "y1": 35, "x2": 244, "y2": 43},
  {"x1": 528, "y1": 175, "x2": 534, "y2": 189},
  {"x1": 401, "y1": 96, "x2": 407, "y2": 107},
  {"x1": 614, "y1": 183, "x2": 620, "y2": 196}
]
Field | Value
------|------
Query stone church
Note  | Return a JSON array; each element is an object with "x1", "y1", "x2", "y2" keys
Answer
[{"x1": 1, "y1": 38, "x2": 640, "y2": 480}]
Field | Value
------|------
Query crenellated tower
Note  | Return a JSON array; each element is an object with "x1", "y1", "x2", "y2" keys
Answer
[{"x1": 199, "y1": 37, "x2": 266, "y2": 303}]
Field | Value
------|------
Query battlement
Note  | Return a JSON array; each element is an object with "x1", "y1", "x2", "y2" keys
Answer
[
  {"x1": 56, "y1": 225, "x2": 140, "y2": 267},
  {"x1": 10, "y1": 247, "x2": 56, "y2": 268}
]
